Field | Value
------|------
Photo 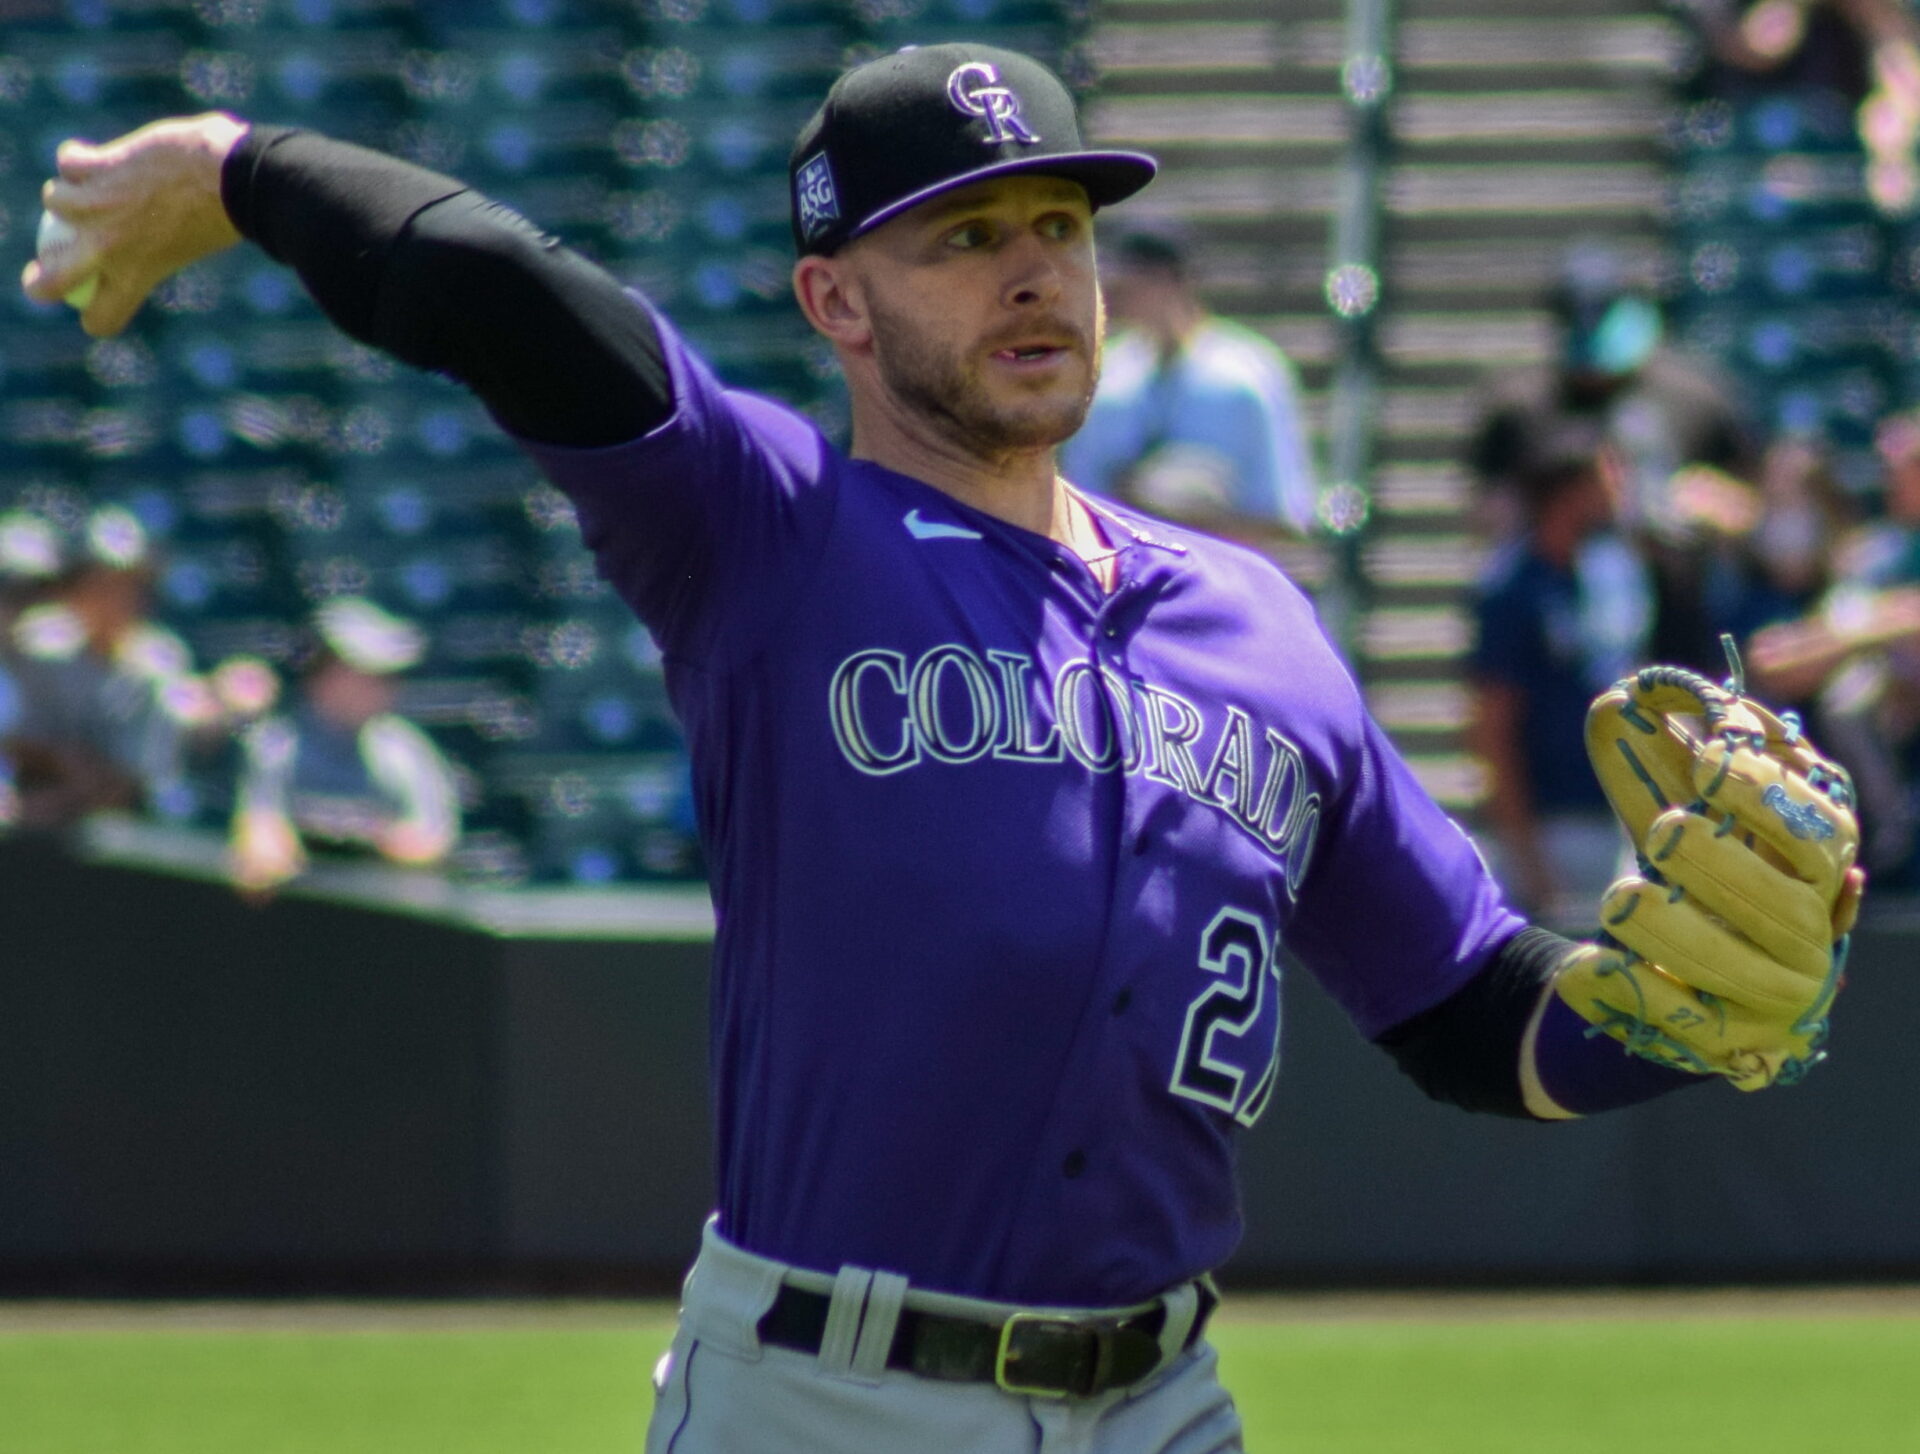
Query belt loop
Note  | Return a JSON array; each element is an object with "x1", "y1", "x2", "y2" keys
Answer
[
  {"x1": 850, "y1": 1270, "x2": 909, "y2": 1384},
  {"x1": 679, "y1": 1217, "x2": 783, "y2": 1361},
  {"x1": 1154, "y1": 1281, "x2": 1201, "y2": 1363},
  {"x1": 816, "y1": 1265, "x2": 875, "y2": 1379}
]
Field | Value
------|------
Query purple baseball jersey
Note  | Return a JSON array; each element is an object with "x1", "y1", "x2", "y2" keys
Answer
[{"x1": 519, "y1": 303, "x2": 1524, "y2": 1306}]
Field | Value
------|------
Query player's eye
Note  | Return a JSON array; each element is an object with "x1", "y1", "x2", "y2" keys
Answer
[
  {"x1": 1039, "y1": 213, "x2": 1081, "y2": 241},
  {"x1": 944, "y1": 221, "x2": 995, "y2": 250}
]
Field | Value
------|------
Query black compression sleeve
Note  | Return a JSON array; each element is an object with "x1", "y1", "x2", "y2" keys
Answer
[
  {"x1": 220, "y1": 125, "x2": 671, "y2": 446},
  {"x1": 1372, "y1": 927, "x2": 1576, "y2": 1120}
]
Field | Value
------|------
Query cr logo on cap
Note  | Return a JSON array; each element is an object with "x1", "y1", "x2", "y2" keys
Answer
[{"x1": 946, "y1": 62, "x2": 1041, "y2": 147}]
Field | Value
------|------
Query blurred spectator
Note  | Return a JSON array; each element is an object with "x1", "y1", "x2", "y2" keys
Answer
[
  {"x1": 1468, "y1": 239, "x2": 1763, "y2": 672},
  {"x1": 1061, "y1": 223, "x2": 1320, "y2": 539},
  {"x1": 1467, "y1": 423, "x2": 1641, "y2": 928},
  {"x1": 0, "y1": 512, "x2": 55, "y2": 831},
  {"x1": 0, "y1": 506, "x2": 209, "y2": 829},
  {"x1": 1716, "y1": 434, "x2": 1858, "y2": 651},
  {"x1": 1678, "y1": 0, "x2": 1920, "y2": 214},
  {"x1": 1748, "y1": 408, "x2": 1920, "y2": 875},
  {"x1": 230, "y1": 597, "x2": 460, "y2": 894}
]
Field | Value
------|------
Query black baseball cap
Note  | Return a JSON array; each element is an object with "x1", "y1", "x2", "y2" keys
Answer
[{"x1": 789, "y1": 43, "x2": 1157, "y2": 256}]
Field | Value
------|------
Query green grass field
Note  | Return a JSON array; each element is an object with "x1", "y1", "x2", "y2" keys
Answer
[{"x1": 2, "y1": 1293, "x2": 1917, "y2": 1453}]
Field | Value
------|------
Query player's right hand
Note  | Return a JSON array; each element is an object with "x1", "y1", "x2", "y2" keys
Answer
[{"x1": 20, "y1": 113, "x2": 251, "y2": 338}]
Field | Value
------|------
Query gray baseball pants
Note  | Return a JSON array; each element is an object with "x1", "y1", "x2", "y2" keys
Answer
[{"x1": 644, "y1": 1219, "x2": 1245, "y2": 1454}]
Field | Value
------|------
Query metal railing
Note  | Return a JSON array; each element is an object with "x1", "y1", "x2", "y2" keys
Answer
[{"x1": 1319, "y1": 0, "x2": 1396, "y2": 653}]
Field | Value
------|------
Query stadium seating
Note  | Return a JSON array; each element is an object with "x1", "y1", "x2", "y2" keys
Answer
[
  {"x1": 1, "y1": 0, "x2": 1085, "y2": 882},
  {"x1": 1666, "y1": 71, "x2": 1910, "y2": 486}
]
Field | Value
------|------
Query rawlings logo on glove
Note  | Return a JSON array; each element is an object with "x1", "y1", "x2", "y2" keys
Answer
[{"x1": 1555, "y1": 656, "x2": 1866, "y2": 1091}]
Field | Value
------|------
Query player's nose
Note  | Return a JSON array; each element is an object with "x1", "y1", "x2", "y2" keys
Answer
[{"x1": 999, "y1": 230, "x2": 1067, "y2": 310}]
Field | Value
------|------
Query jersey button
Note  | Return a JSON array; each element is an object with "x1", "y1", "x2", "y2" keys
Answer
[
  {"x1": 1062, "y1": 1150, "x2": 1087, "y2": 1179},
  {"x1": 1111, "y1": 988, "x2": 1132, "y2": 1015}
]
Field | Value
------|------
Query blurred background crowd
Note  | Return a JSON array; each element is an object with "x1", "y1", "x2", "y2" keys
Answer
[
  {"x1": 1466, "y1": 0, "x2": 1920, "y2": 925},
  {"x1": 6, "y1": 0, "x2": 1920, "y2": 910}
]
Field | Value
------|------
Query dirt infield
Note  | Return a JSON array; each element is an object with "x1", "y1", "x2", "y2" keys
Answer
[{"x1": 3, "y1": 1285, "x2": 1918, "y2": 1333}]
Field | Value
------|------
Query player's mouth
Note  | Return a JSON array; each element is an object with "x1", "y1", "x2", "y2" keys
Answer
[{"x1": 990, "y1": 340, "x2": 1075, "y2": 369}]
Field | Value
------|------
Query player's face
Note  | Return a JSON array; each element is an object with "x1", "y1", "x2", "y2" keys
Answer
[{"x1": 850, "y1": 176, "x2": 1103, "y2": 454}]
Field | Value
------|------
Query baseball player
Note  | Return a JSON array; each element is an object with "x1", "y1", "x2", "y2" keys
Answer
[{"x1": 23, "y1": 43, "x2": 1863, "y2": 1454}]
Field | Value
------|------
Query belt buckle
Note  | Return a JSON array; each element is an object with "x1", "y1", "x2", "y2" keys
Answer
[{"x1": 994, "y1": 1311, "x2": 1104, "y2": 1399}]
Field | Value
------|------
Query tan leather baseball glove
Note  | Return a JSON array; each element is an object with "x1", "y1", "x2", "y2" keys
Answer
[{"x1": 1555, "y1": 664, "x2": 1865, "y2": 1090}]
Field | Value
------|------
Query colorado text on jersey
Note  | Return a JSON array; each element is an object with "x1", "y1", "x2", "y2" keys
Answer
[{"x1": 828, "y1": 643, "x2": 1323, "y2": 897}]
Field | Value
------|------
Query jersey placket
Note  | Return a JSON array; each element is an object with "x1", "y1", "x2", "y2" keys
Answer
[{"x1": 1006, "y1": 542, "x2": 1181, "y2": 1291}]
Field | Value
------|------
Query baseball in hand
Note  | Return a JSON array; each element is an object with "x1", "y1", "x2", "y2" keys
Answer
[{"x1": 35, "y1": 211, "x2": 99, "y2": 310}]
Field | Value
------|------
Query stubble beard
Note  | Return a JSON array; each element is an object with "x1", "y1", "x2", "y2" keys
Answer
[{"x1": 868, "y1": 296, "x2": 1104, "y2": 459}]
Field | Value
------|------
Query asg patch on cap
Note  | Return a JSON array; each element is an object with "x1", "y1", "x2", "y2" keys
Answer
[
  {"x1": 793, "y1": 151, "x2": 841, "y2": 245},
  {"x1": 788, "y1": 43, "x2": 1155, "y2": 256}
]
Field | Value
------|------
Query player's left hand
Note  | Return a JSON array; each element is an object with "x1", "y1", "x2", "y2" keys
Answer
[
  {"x1": 21, "y1": 113, "x2": 250, "y2": 337},
  {"x1": 1554, "y1": 663, "x2": 1865, "y2": 1090}
]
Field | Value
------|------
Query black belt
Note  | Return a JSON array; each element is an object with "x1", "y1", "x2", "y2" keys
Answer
[{"x1": 756, "y1": 1277, "x2": 1218, "y2": 1400}]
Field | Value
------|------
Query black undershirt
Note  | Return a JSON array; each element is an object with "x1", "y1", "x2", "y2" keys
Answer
[
  {"x1": 1374, "y1": 926, "x2": 1580, "y2": 1118},
  {"x1": 221, "y1": 125, "x2": 672, "y2": 447}
]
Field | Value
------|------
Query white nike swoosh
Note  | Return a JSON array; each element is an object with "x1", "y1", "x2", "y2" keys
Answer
[{"x1": 903, "y1": 508, "x2": 984, "y2": 542}]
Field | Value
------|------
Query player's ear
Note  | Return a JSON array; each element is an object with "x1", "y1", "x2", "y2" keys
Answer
[{"x1": 792, "y1": 253, "x2": 870, "y2": 349}]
